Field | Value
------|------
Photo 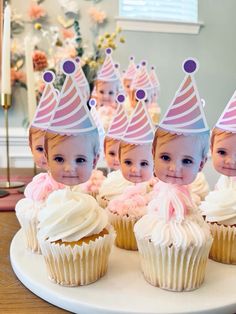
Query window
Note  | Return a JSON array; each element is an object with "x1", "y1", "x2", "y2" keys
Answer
[
  {"x1": 117, "y1": 0, "x2": 202, "y2": 34},
  {"x1": 119, "y1": 0, "x2": 198, "y2": 23}
]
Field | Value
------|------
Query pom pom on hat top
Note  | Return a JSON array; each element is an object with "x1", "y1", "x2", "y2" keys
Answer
[
  {"x1": 46, "y1": 59, "x2": 97, "y2": 136},
  {"x1": 158, "y1": 58, "x2": 209, "y2": 135},
  {"x1": 30, "y1": 71, "x2": 58, "y2": 130}
]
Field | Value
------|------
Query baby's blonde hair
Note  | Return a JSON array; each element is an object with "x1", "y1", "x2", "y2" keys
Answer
[
  {"x1": 210, "y1": 127, "x2": 234, "y2": 152},
  {"x1": 44, "y1": 129, "x2": 100, "y2": 159},
  {"x1": 28, "y1": 126, "x2": 46, "y2": 151},
  {"x1": 104, "y1": 136, "x2": 120, "y2": 154},
  {"x1": 152, "y1": 128, "x2": 210, "y2": 159},
  {"x1": 119, "y1": 141, "x2": 152, "y2": 160}
]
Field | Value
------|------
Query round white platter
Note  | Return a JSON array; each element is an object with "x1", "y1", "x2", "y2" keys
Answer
[{"x1": 10, "y1": 229, "x2": 236, "y2": 314}]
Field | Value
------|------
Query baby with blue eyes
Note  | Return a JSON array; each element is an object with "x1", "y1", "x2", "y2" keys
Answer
[
  {"x1": 119, "y1": 141, "x2": 154, "y2": 184},
  {"x1": 152, "y1": 128, "x2": 209, "y2": 186},
  {"x1": 44, "y1": 131, "x2": 100, "y2": 186}
]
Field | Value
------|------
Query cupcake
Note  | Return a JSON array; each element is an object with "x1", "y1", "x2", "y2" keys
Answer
[
  {"x1": 134, "y1": 181, "x2": 213, "y2": 291},
  {"x1": 37, "y1": 188, "x2": 116, "y2": 286},
  {"x1": 107, "y1": 183, "x2": 150, "y2": 250},
  {"x1": 15, "y1": 172, "x2": 64, "y2": 253},
  {"x1": 200, "y1": 175, "x2": 236, "y2": 264},
  {"x1": 97, "y1": 169, "x2": 132, "y2": 208},
  {"x1": 73, "y1": 169, "x2": 106, "y2": 198},
  {"x1": 189, "y1": 172, "x2": 209, "y2": 206}
]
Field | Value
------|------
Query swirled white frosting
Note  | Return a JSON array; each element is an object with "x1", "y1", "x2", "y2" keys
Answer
[
  {"x1": 200, "y1": 175, "x2": 236, "y2": 225},
  {"x1": 189, "y1": 172, "x2": 209, "y2": 201},
  {"x1": 38, "y1": 188, "x2": 108, "y2": 242},
  {"x1": 134, "y1": 181, "x2": 212, "y2": 249},
  {"x1": 98, "y1": 170, "x2": 132, "y2": 201},
  {"x1": 15, "y1": 198, "x2": 43, "y2": 221}
]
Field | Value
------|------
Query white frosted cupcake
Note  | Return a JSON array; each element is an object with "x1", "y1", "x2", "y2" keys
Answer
[
  {"x1": 107, "y1": 183, "x2": 150, "y2": 250},
  {"x1": 189, "y1": 172, "x2": 209, "y2": 206},
  {"x1": 134, "y1": 181, "x2": 213, "y2": 292},
  {"x1": 38, "y1": 188, "x2": 116, "y2": 286},
  {"x1": 97, "y1": 170, "x2": 132, "y2": 208},
  {"x1": 15, "y1": 172, "x2": 64, "y2": 253},
  {"x1": 200, "y1": 175, "x2": 236, "y2": 264}
]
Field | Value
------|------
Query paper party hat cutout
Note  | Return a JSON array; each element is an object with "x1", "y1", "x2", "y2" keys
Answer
[
  {"x1": 159, "y1": 58, "x2": 209, "y2": 135},
  {"x1": 122, "y1": 89, "x2": 154, "y2": 144},
  {"x1": 97, "y1": 48, "x2": 120, "y2": 82},
  {"x1": 215, "y1": 90, "x2": 236, "y2": 133},
  {"x1": 89, "y1": 98, "x2": 105, "y2": 138},
  {"x1": 106, "y1": 94, "x2": 129, "y2": 140},
  {"x1": 47, "y1": 59, "x2": 97, "y2": 135},
  {"x1": 150, "y1": 66, "x2": 160, "y2": 90},
  {"x1": 31, "y1": 71, "x2": 58, "y2": 130},
  {"x1": 123, "y1": 56, "x2": 137, "y2": 80},
  {"x1": 131, "y1": 61, "x2": 153, "y2": 91},
  {"x1": 74, "y1": 57, "x2": 90, "y2": 99}
]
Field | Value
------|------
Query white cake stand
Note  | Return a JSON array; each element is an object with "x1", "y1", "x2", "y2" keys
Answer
[{"x1": 10, "y1": 229, "x2": 236, "y2": 314}]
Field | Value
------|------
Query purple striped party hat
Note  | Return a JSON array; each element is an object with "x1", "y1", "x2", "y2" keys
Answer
[
  {"x1": 31, "y1": 71, "x2": 58, "y2": 130},
  {"x1": 122, "y1": 89, "x2": 154, "y2": 144},
  {"x1": 159, "y1": 58, "x2": 209, "y2": 135},
  {"x1": 123, "y1": 56, "x2": 137, "y2": 80},
  {"x1": 97, "y1": 48, "x2": 120, "y2": 82},
  {"x1": 74, "y1": 57, "x2": 90, "y2": 99},
  {"x1": 215, "y1": 90, "x2": 236, "y2": 133},
  {"x1": 47, "y1": 59, "x2": 96, "y2": 135},
  {"x1": 106, "y1": 93, "x2": 129, "y2": 140},
  {"x1": 130, "y1": 61, "x2": 153, "y2": 91}
]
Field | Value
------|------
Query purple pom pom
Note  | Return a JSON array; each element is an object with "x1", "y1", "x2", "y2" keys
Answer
[
  {"x1": 75, "y1": 57, "x2": 80, "y2": 63},
  {"x1": 136, "y1": 89, "x2": 146, "y2": 100},
  {"x1": 43, "y1": 71, "x2": 54, "y2": 83},
  {"x1": 89, "y1": 98, "x2": 96, "y2": 107},
  {"x1": 117, "y1": 94, "x2": 125, "y2": 103},
  {"x1": 106, "y1": 48, "x2": 112, "y2": 55},
  {"x1": 141, "y1": 60, "x2": 146, "y2": 66},
  {"x1": 183, "y1": 59, "x2": 198, "y2": 74},
  {"x1": 62, "y1": 60, "x2": 76, "y2": 74}
]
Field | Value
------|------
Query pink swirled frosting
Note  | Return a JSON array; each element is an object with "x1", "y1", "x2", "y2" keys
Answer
[
  {"x1": 79, "y1": 170, "x2": 106, "y2": 194},
  {"x1": 24, "y1": 172, "x2": 65, "y2": 201},
  {"x1": 107, "y1": 183, "x2": 150, "y2": 217}
]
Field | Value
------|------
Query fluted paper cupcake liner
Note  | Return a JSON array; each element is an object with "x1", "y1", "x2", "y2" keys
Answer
[
  {"x1": 38, "y1": 226, "x2": 116, "y2": 286},
  {"x1": 108, "y1": 211, "x2": 139, "y2": 250},
  {"x1": 136, "y1": 237, "x2": 212, "y2": 291},
  {"x1": 16, "y1": 212, "x2": 41, "y2": 254},
  {"x1": 208, "y1": 223, "x2": 236, "y2": 264}
]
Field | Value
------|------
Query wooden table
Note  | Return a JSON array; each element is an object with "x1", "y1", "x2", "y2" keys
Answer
[{"x1": 0, "y1": 211, "x2": 69, "y2": 314}]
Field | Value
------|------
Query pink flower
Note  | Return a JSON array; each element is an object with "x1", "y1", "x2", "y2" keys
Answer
[
  {"x1": 88, "y1": 7, "x2": 106, "y2": 24},
  {"x1": 28, "y1": 3, "x2": 46, "y2": 21},
  {"x1": 62, "y1": 29, "x2": 74, "y2": 39}
]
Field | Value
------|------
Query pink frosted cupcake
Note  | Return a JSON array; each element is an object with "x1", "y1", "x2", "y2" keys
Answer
[
  {"x1": 107, "y1": 183, "x2": 151, "y2": 250},
  {"x1": 134, "y1": 181, "x2": 213, "y2": 291},
  {"x1": 74, "y1": 169, "x2": 106, "y2": 198},
  {"x1": 15, "y1": 172, "x2": 64, "y2": 253}
]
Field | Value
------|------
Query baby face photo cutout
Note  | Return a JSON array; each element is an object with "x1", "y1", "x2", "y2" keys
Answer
[
  {"x1": 120, "y1": 89, "x2": 154, "y2": 183},
  {"x1": 153, "y1": 59, "x2": 209, "y2": 185},
  {"x1": 29, "y1": 71, "x2": 58, "y2": 170},
  {"x1": 45, "y1": 59, "x2": 99, "y2": 186},
  {"x1": 211, "y1": 90, "x2": 236, "y2": 176}
]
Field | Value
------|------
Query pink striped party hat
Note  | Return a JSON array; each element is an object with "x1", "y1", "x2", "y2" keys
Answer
[
  {"x1": 131, "y1": 61, "x2": 153, "y2": 91},
  {"x1": 31, "y1": 71, "x2": 58, "y2": 130},
  {"x1": 106, "y1": 94, "x2": 129, "y2": 140},
  {"x1": 74, "y1": 57, "x2": 90, "y2": 99},
  {"x1": 97, "y1": 48, "x2": 120, "y2": 82},
  {"x1": 122, "y1": 89, "x2": 154, "y2": 144},
  {"x1": 215, "y1": 90, "x2": 236, "y2": 133},
  {"x1": 150, "y1": 66, "x2": 160, "y2": 90},
  {"x1": 159, "y1": 58, "x2": 209, "y2": 135},
  {"x1": 47, "y1": 59, "x2": 97, "y2": 135},
  {"x1": 89, "y1": 98, "x2": 105, "y2": 138},
  {"x1": 123, "y1": 56, "x2": 137, "y2": 80}
]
